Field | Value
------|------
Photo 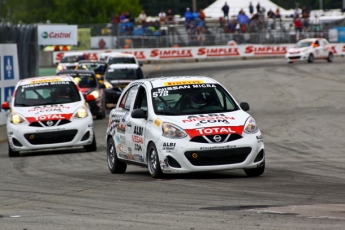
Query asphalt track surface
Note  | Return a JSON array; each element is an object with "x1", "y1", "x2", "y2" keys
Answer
[{"x1": 1, "y1": 58, "x2": 345, "y2": 230}]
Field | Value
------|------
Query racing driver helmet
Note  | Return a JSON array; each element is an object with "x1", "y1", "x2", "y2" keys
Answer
[{"x1": 190, "y1": 92, "x2": 207, "y2": 108}]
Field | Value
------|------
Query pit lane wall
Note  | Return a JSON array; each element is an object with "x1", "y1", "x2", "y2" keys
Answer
[
  {"x1": 0, "y1": 44, "x2": 20, "y2": 126},
  {"x1": 52, "y1": 43, "x2": 345, "y2": 63}
]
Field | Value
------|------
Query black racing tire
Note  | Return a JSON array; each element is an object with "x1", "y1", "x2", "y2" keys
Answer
[
  {"x1": 84, "y1": 135, "x2": 97, "y2": 152},
  {"x1": 8, "y1": 143, "x2": 20, "y2": 157},
  {"x1": 307, "y1": 54, "x2": 314, "y2": 63},
  {"x1": 107, "y1": 138, "x2": 127, "y2": 173},
  {"x1": 147, "y1": 142, "x2": 163, "y2": 178},
  {"x1": 327, "y1": 52, "x2": 333, "y2": 62},
  {"x1": 244, "y1": 161, "x2": 265, "y2": 177}
]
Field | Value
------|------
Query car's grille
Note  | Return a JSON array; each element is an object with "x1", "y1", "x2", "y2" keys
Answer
[
  {"x1": 29, "y1": 119, "x2": 71, "y2": 127},
  {"x1": 190, "y1": 134, "x2": 242, "y2": 143},
  {"x1": 66, "y1": 66, "x2": 76, "y2": 70},
  {"x1": 288, "y1": 56, "x2": 301, "y2": 59},
  {"x1": 24, "y1": 130, "x2": 78, "y2": 145},
  {"x1": 184, "y1": 147, "x2": 252, "y2": 166}
]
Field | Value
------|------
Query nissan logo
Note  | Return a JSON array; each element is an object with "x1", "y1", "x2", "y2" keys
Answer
[
  {"x1": 46, "y1": 120, "x2": 54, "y2": 126},
  {"x1": 213, "y1": 135, "x2": 222, "y2": 142}
]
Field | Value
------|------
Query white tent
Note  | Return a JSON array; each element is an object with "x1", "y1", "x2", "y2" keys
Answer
[{"x1": 203, "y1": 0, "x2": 293, "y2": 19}]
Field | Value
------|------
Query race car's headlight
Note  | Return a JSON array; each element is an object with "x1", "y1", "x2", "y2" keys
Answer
[
  {"x1": 57, "y1": 65, "x2": 65, "y2": 71},
  {"x1": 162, "y1": 122, "x2": 187, "y2": 139},
  {"x1": 73, "y1": 106, "x2": 89, "y2": 119},
  {"x1": 11, "y1": 113, "x2": 26, "y2": 124},
  {"x1": 104, "y1": 81, "x2": 112, "y2": 89},
  {"x1": 244, "y1": 117, "x2": 258, "y2": 134},
  {"x1": 90, "y1": 90, "x2": 100, "y2": 99}
]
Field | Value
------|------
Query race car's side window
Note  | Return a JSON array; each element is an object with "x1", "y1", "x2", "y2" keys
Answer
[
  {"x1": 133, "y1": 86, "x2": 148, "y2": 113},
  {"x1": 119, "y1": 85, "x2": 138, "y2": 110}
]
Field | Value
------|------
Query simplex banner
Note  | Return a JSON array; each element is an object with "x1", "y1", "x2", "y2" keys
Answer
[
  {"x1": 0, "y1": 44, "x2": 20, "y2": 125},
  {"x1": 52, "y1": 43, "x2": 344, "y2": 63}
]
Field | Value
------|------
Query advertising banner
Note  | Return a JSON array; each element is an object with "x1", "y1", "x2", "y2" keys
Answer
[
  {"x1": 52, "y1": 43, "x2": 345, "y2": 63},
  {"x1": 38, "y1": 25, "x2": 78, "y2": 45},
  {"x1": 0, "y1": 44, "x2": 20, "y2": 125}
]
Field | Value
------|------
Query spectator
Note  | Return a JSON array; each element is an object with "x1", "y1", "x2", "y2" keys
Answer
[
  {"x1": 237, "y1": 10, "x2": 249, "y2": 27},
  {"x1": 158, "y1": 10, "x2": 166, "y2": 24},
  {"x1": 138, "y1": 10, "x2": 147, "y2": 25},
  {"x1": 249, "y1": 2, "x2": 254, "y2": 15},
  {"x1": 166, "y1": 9, "x2": 174, "y2": 25},
  {"x1": 199, "y1": 8, "x2": 206, "y2": 21},
  {"x1": 221, "y1": 2, "x2": 230, "y2": 21},
  {"x1": 119, "y1": 12, "x2": 126, "y2": 22},
  {"x1": 125, "y1": 12, "x2": 132, "y2": 22},
  {"x1": 294, "y1": 6, "x2": 301, "y2": 19},
  {"x1": 226, "y1": 19, "x2": 237, "y2": 33},
  {"x1": 294, "y1": 15, "x2": 303, "y2": 40},
  {"x1": 275, "y1": 8, "x2": 281, "y2": 21},
  {"x1": 111, "y1": 14, "x2": 120, "y2": 24},
  {"x1": 267, "y1": 9, "x2": 275, "y2": 19},
  {"x1": 256, "y1": 2, "x2": 261, "y2": 14},
  {"x1": 184, "y1": 8, "x2": 194, "y2": 30},
  {"x1": 301, "y1": 6, "x2": 310, "y2": 19}
]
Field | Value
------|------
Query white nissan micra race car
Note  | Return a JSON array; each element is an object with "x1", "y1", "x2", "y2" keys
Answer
[
  {"x1": 106, "y1": 76, "x2": 265, "y2": 178},
  {"x1": 285, "y1": 38, "x2": 334, "y2": 63},
  {"x1": 1, "y1": 76, "x2": 97, "y2": 157}
]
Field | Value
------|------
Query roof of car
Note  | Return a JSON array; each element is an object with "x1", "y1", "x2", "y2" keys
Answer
[
  {"x1": 107, "y1": 52, "x2": 135, "y2": 58},
  {"x1": 18, "y1": 75, "x2": 75, "y2": 86},
  {"x1": 57, "y1": 70, "x2": 96, "y2": 76},
  {"x1": 108, "y1": 64, "x2": 140, "y2": 69},
  {"x1": 299, "y1": 38, "x2": 325, "y2": 42},
  {"x1": 78, "y1": 60, "x2": 107, "y2": 64},
  {"x1": 62, "y1": 52, "x2": 85, "y2": 56},
  {"x1": 145, "y1": 76, "x2": 219, "y2": 88}
]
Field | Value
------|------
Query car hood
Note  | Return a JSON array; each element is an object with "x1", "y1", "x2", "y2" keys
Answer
[
  {"x1": 13, "y1": 101, "x2": 84, "y2": 123},
  {"x1": 108, "y1": 79, "x2": 134, "y2": 87},
  {"x1": 157, "y1": 110, "x2": 250, "y2": 137},
  {"x1": 288, "y1": 47, "x2": 309, "y2": 53}
]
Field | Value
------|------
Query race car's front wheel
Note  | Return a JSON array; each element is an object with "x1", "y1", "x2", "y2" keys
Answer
[
  {"x1": 8, "y1": 143, "x2": 20, "y2": 157},
  {"x1": 147, "y1": 143, "x2": 163, "y2": 178},
  {"x1": 244, "y1": 161, "x2": 265, "y2": 177},
  {"x1": 308, "y1": 54, "x2": 314, "y2": 63},
  {"x1": 327, "y1": 53, "x2": 333, "y2": 62},
  {"x1": 84, "y1": 135, "x2": 97, "y2": 152},
  {"x1": 107, "y1": 138, "x2": 127, "y2": 174}
]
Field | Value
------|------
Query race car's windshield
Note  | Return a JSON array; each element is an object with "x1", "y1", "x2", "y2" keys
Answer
[
  {"x1": 14, "y1": 81, "x2": 81, "y2": 107},
  {"x1": 61, "y1": 55, "x2": 85, "y2": 63},
  {"x1": 106, "y1": 68, "x2": 144, "y2": 80},
  {"x1": 77, "y1": 63, "x2": 107, "y2": 75},
  {"x1": 152, "y1": 83, "x2": 239, "y2": 115},
  {"x1": 108, "y1": 57, "x2": 136, "y2": 65},
  {"x1": 295, "y1": 41, "x2": 312, "y2": 48}
]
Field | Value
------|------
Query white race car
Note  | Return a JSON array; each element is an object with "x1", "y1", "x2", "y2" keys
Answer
[
  {"x1": 285, "y1": 38, "x2": 334, "y2": 63},
  {"x1": 106, "y1": 76, "x2": 265, "y2": 178},
  {"x1": 56, "y1": 52, "x2": 88, "y2": 73},
  {"x1": 1, "y1": 76, "x2": 97, "y2": 157}
]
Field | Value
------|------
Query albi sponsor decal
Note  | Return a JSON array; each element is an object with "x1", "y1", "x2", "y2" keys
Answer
[
  {"x1": 197, "y1": 47, "x2": 240, "y2": 57},
  {"x1": 182, "y1": 114, "x2": 235, "y2": 123},
  {"x1": 185, "y1": 126, "x2": 244, "y2": 138},
  {"x1": 151, "y1": 49, "x2": 193, "y2": 59},
  {"x1": 163, "y1": 142, "x2": 176, "y2": 150},
  {"x1": 245, "y1": 46, "x2": 287, "y2": 55},
  {"x1": 28, "y1": 105, "x2": 70, "y2": 114},
  {"x1": 134, "y1": 126, "x2": 143, "y2": 136},
  {"x1": 26, "y1": 113, "x2": 73, "y2": 123}
]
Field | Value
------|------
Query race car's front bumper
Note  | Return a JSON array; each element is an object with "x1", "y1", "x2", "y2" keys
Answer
[
  {"x1": 6, "y1": 117, "x2": 94, "y2": 152},
  {"x1": 155, "y1": 132, "x2": 265, "y2": 174},
  {"x1": 285, "y1": 52, "x2": 309, "y2": 62}
]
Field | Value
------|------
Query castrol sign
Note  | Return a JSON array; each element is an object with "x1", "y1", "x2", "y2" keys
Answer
[{"x1": 38, "y1": 25, "x2": 77, "y2": 45}]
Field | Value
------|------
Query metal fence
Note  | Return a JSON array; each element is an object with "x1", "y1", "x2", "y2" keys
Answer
[{"x1": 0, "y1": 23, "x2": 39, "y2": 79}]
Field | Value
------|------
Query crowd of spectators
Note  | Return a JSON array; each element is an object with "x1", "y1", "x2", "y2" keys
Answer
[
  {"x1": 184, "y1": 8, "x2": 207, "y2": 45},
  {"x1": 293, "y1": 5, "x2": 311, "y2": 40}
]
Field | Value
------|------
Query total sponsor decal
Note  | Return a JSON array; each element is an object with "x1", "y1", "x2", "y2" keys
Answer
[
  {"x1": 197, "y1": 47, "x2": 240, "y2": 57},
  {"x1": 245, "y1": 45, "x2": 287, "y2": 55},
  {"x1": 132, "y1": 135, "x2": 144, "y2": 144},
  {"x1": 151, "y1": 49, "x2": 193, "y2": 59},
  {"x1": 185, "y1": 126, "x2": 244, "y2": 138},
  {"x1": 164, "y1": 80, "x2": 204, "y2": 86},
  {"x1": 26, "y1": 113, "x2": 73, "y2": 123}
]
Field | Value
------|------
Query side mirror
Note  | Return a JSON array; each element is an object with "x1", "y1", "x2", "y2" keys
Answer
[
  {"x1": 240, "y1": 102, "x2": 250, "y2": 111},
  {"x1": 86, "y1": 94, "x2": 96, "y2": 101},
  {"x1": 99, "y1": 76, "x2": 104, "y2": 80},
  {"x1": 139, "y1": 63, "x2": 143, "y2": 67},
  {"x1": 131, "y1": 108, "x2": 147, "y2": 119},
  {"x1": 99, "y1": 84, "x2": 106, "y2": 89},
  {"x1": 1, "y1": 101, "x2": 10, "y2": 110}
]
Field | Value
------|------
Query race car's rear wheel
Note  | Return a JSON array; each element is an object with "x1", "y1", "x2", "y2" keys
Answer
[
  {"x1": 308, "y1": 54, "x2": 314, "y2": 63},
  {"x1": 8, "y1": 143, "x2": 20, "y2": 157},
  {"x1": 107, "y1": 138, "x2": 127, "y2": 173},
  {"x1": 147, "y1": 143, "x2": 163, "y2": 178},
  {"x1": 244, "y1": 161, "x2": 265, "y2": 177},
  {"x1": 84, "y1": 135, "x2": 97, "y2": 152},
  {"x1": 327, "y1": 53, "x2": 333, "y2": 62}
]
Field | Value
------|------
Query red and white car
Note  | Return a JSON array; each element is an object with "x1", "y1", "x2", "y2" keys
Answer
[
  {"x1": 285, "y1": 38, "x2": 334, "y2": 63},
  {"x1": 106, "y1": 76, "x2": 265, "y2": 178},
  {"x1": 1, "y1": 76, "x2": 97, "y2": 157}
]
